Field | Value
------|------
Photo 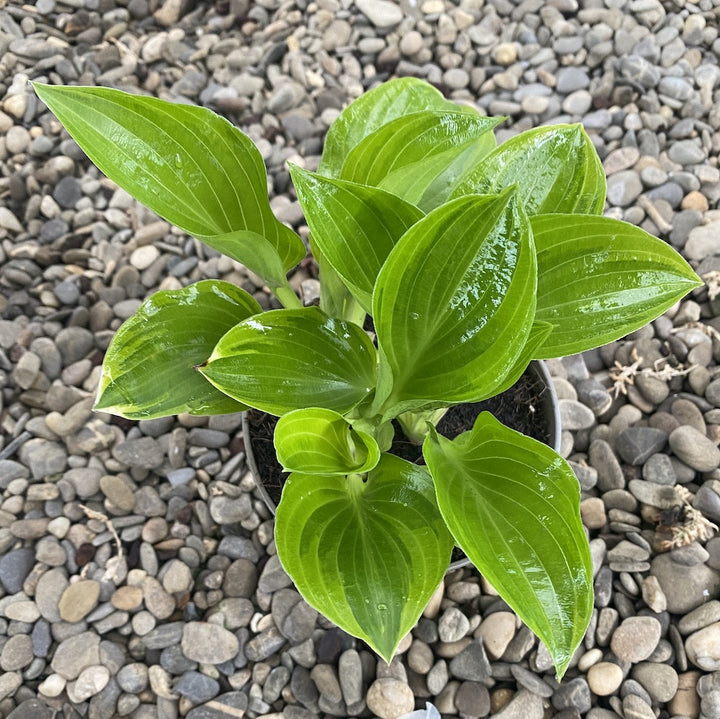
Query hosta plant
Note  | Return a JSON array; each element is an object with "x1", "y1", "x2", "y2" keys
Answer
[{"x1": 34, "y1": 78, "x2": 701, "y2": 677}]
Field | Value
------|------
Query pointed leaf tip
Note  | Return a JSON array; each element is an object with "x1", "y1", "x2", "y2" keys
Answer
[{"x1": 423, "y1": 412, "x2": 593, "y2": 677}]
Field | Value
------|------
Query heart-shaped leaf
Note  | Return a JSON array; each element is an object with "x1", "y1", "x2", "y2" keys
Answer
[
  {"x1": 274, "y1": 408, "x2": 381, "y2": 475},
  {"x1": 275, "y1": 454, "x2": 454, "y2": 662},
  {"x1": 423, "y1": 412, "x2": 593, "y2": 678},
  {"x1": 373, "y1": 190, "x2": 536, "y2": 417},
  {"x1": 531, "y1": 214, "x2": 703, "y2": 358},
  {"x1": 451, "y1": 124, "x2": 606, "y2": 215},
  {"x1": 95, "y1": 280, "x2": 260, "y2": 419},
  {"x1": 340, "y1": 112, "x2": 502, "y2": 202},
  {"x1": 33, "y1": 83, "x2": 305, "y2": 274},
  {"x1": 290, "y1": 166, "x2": 424, "y2": 312},
  {"x1": 318, "y1": 77, "x2": 467, "y2": 178},
  {"x1": 200, "y1": 307, "x2": 376, "y2": 416}
]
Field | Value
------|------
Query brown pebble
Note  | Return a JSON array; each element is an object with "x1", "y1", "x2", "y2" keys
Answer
[
  {"x1": 58, "y1": 580, "x2": 100, "y2": 623},
  {"x1": 668, "y1": 670, "x2": 701, "y2": 718},
  {"x1": 490, "y1": 687, "x2": 514, "y2": 713},
  {"x1": 681, "y1": 191, "x2": 709, "y2": 212},
  {"x1": 581, "y1": 497, "x2": 607, "y2": 529},
  {"x1": 112, "y1": 585, "x2": 144, "y2": 611}
]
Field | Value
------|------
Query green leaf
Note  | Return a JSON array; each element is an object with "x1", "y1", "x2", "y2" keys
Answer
[
  {"x1": 200, "y1": 307, "x2": 376, "y2": 416},
  {"x1": 373, "y1": 190, "x2": 536, "y2": 417},
  {"x1": 205, "y1": 230, "x2": 296, "y2": 292},
  {"x1": 491, "y1": 321, "x2": 554, "y2": 396},
  {"x1": 397, "y1": 135, "x2": 499, "y2": 212},
  {"x1": 319, "y1": 77, "x2": 467, "y2": 178},
  {"x1": 340, "y1": 112, "x2": 502, "y2": 200},
  {"x1": 275, "y1": 454, "x2": 454, "y2": 662},
  {"x1": 531, "y1": 214, "x2": 703, "y2": 358},
  {"x1": 310, "y1": 236, "x2": 366, "y2": 325},
  {"x1": 451, "y1": 124, "x2": 606, "y2": 215},
  {"x1": 423, "y1": 413, "x2": 593, "y2": 678},
  {"x1": 33, "y1": 83, "x2": 305, "y2": 273},
  {"x1": 95, "y1": 280, "x2": 260, "y2": 419},
  {"x1": 274, "y1": 408, "x2": 380, "y2": 475},
  {"x1": 290, "y1": 166, "x2": 424, "y2": 312}
]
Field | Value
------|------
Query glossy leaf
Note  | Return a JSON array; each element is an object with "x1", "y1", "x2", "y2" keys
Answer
[
  {"x1": 95, "y1": 280, "x2": 260, "y2": 419},
  {"x1": 33, "y1": 83, "x2": 305, "y2": 273},
  {"x1": 389, "y1": 135, "x2": 499, "y2": 212},
  {"x1": 340, "y1": 112, "x2": 501, "y2": 200},
  {"x1": 275, "y1": 454, "x2": 454, "y2": 661},
  {"x1": 206, "y1": 230, "x2": 295, "y2": 292},
  {"x1": 318, "y1": 77, "x2": 468, "y2": 178},
  {"x1": 491, "y1": 321, "x2": 554, "y2": 396},
  {"x1": 451, "y1": 124, "x2": 606, "y2": 215},
  {"x1": 531, "y1": 214, "x2": 703, "y2": 358},
  {"x1": 200, "y1": 307, "x2": 376, "y2": 416},
  {"x1": 290, "y1": 166, "x2": 424, "y2": 312},
  {"x1": 423, "y1": 412, "x2": 593, "y2": 678},
  {"x1": 274, "y1": 408, "x2": 380, "y2": 475},
  {"x1": 373, "y1": 190, "x2": 536, "y2": 417},
  {"x1": 309, "y1": 235, "x2": 366, "y2": 325}
]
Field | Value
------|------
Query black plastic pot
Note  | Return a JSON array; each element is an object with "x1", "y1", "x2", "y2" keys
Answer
[{"x1": 242, "y1": 360, "x2": 562, "y2": 561}]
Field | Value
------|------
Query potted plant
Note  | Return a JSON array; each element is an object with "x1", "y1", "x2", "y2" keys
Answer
[{"x1": 33, "y1": 78, "x2": 701, "y2": 678}]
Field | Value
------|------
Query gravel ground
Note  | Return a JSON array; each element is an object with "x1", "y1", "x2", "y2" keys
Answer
[{"x1": 1, "y1": 0, "x2": 720, "y2": 718}]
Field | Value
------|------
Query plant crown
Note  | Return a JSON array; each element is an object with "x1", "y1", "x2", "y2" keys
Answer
[{"x1": 33, "y1": 78, "x2": 702, "y2": 676}]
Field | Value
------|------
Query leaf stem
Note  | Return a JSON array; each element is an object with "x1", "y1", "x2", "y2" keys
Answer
[{"x1": 274, "y1": 284, "x2": 303, "y2": 310}]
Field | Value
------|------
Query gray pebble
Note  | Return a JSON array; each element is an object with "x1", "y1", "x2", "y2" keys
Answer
[
  {"x1": 54, "y1": 326, "x2": 95, "y2": 364},
  {"x1": 181, "y1": 622, "x2": 240, "y2": 665},
  {"x1": 493, "y1": 689, "x2": 544, "y2": 719},
  {"x1": 244, "y1": 626, "x2": 287, "y2": 662},
  {"x1": 0, "y1": 549, "x2": 35, "y2": 594},
  {"x1": 694, "y1": 482, "x2": 720, "y2": 522},
  {"x1": 18, "y1": 439, "x2": 68, "y2": 481},
  {"x1": 652, "y1": 553, "x2": 720, "y2": 614},
  {"x1": 52, "y1": 176, "x2": 83, "y2": 208},
  {"x1": 606, "y1": 171, "x2": 643, "y2": 207},
  {"x1": 112, "y1": 437, "x2": 164, "y2": 469},
  {"x1": 642, "y1": 453, "x2": 676, "y2": 485},
  {"x1": 615, "y1": 427, "x2": 667, "y2": 465},
  {"x1": 670, "y1": 542, "x2": 710, "y2": 567},
  {"x1": 117, "y1": 663, "x2": 149, "y2": 694},
  {"x1": 4, "y1": 700, "x2": 54, "y2": 719},
  {"x1": 669, "y1": 425, "x2": 720, "y2": 472},
  {"x1": 560, "y1": 399, "x2": 596, "y2": 430},
  {"x1": 173, "y1": 671, "x2": 220, "y2": 703},
  {"x1": 448, "y1": 640, "x2": 491, "y2": 681},
  {"x1": 678, "y1": 600, "x2": 720, "y2": 635},
  {"x1": 556, "y1": 68, "x2": 590, "y2": 93},
  {"x1": 355, "y1": 0, "x2": 403, "y2": 28},
  {"x1": 667, "y1": 140, "x2": 706, "y2": 165},
  {"x1": 438, "y1": 607, "x2": 470, "y2": 643},
  {"x1": 50, "y1": 631, "x2": 101, "y2": 680},
  {"x1": 589, "y1": 440, "x2": 625, "y2": 490},
  {"x1": 140, "y1": 622, "x2": 184, "y2": 650},
  {"x1": 611, "y1": 616, "x2": 661, "y2": 663},
  {"x1": 0, "y1": 635, "x2": 34, "y2": 672},
  {"x1": 209, "y1": 494, "x2": 253, "y2": 524}
]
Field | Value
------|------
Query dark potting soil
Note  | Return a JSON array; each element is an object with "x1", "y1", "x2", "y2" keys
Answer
[{"x1": 245, "y1": 366, "x2": 552, "y2": 510}]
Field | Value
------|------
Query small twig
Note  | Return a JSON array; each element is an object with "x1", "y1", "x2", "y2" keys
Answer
[
  {"x1": 79, "y1": 504, "x2": 124, "y2": 581},
  {"x1": 609, "y1": 347, "x2": 695, "y2": 398},
  {"x1": 638, "y1": 195, "x2": 673, "y2": 234}
]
